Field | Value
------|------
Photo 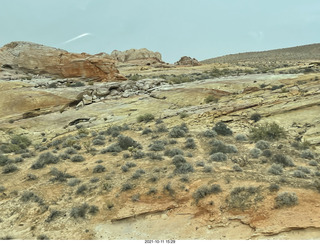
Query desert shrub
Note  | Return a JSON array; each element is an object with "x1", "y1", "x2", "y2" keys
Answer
[
  {"x1": 76, "y1": 184, "x2": 88, "y2": 195},
  {"x1": 68, "y1": 178, "x2": 81, "y2": 187},
  {"x1": 149, "y1": 140, "x2": 166, "y2": 151},
  {"x1": 180, "y1": 175, "x2": 189, "y2": 182},
  {"x1": 11, "y1": 135, "x2": 32, "y2": 149},
  {"x1": 90, "y1": 177, "x2": 99, "y2": 183},
  {"x1": 93, "y1": 165, "x2": 106, "y2": 173},
  {"x1": 31, "y1": 152, "x2": 59, "y2": 169},
  {"x1": 209, "y1": 139, "x2": 237, "y2": 154},
  {"x1": 202, "y1": 130, "x2": 217, "y2": 138},
  {"x1": 37, "y1": 235, "x2": 50, "y2": 240},
  {"x1": 203, "y1": 166, "x2": 213, "y2": 173},
  {"x1": 169, "y1": 123, "x2": 188, "y2": 138},
  {"x1": 126, "y1": 162, "x2": 137, "y2": 168},
  {"x1": 227, "y1": 186, "x2": 262, "y2": 210},
  {"x1": 291, "y1": 141, "x2": 310, "y2": 150},
  {"x1": 204, "y1": 95, "x2": 219, "y2": 104},
  {"x1": 255, "y1": 140, "x2": 270, "y2": 150},
  {"x1": 60, "y1": 153, "x2": 70, "y2": 160},
  {"x1": 235, "y1": 134, "x2": 248, "y2": 141},
  {"x1": 269, "y1": 183, "x2": 280, "y2": 192},
  {"x1": 262, "y1": 149, "x2": 272, "y2": 158},
  {"x1": 163, "y1": 182, "x2": 175, "y2": 196},
  {"x1": 27, "y1": 173, "x2": 37, "y2": 181},
  {"x1": 92, "y1": 139, "x2": 105, "y2": 146},
  {"x1": 192, "y1": 184, "x2": 222, "y2": 203},
  {"x1": 0, "y1": 186, "x2": 6, "y2": 192},
  {"x1": 196, "y1": 161, "x2": 205, "y2": 167},
  {"x1": 300, "y1": 150, "x2": 315, "y2": 159},
  {"x1": 250, "y1": 113, "x2": 262, "y2": 122},
  {"x1": 275, "y1": 192, "x2": 298, "y2": 208},
  {"x1": 20, "y1": 191, "x2": 42, "y2": 203},
  {"x1": 213, "y1": 122, "x2": 232, "y2": 136},
  {"x1": 71, "y1": 155, "x2": 85, "y2": 162},
  {"x1": 147, "y1": 188, "x2": 158, "y2": 195},
  {"x1": 45, "y1": 209, "x2": 62, "y2": 222},
  {"x1": 309, "y1": 160, "x2": 318, "y2": 166},
  {"x1": 49, "y1": 167, "x2": 74, "y2": 182},
  {"x1": 249, "y1": 122, "x2": 286, "y2": 141},
  {"x1": 70, "y1": 203, "x2": 89, "y2": 218},
  {"x1": 2, "y1": 164, "x2": 18, "y2": 174},
  {"x1": 65, "y1": 147, "x2": 77, "y2": 155},
  {"x1": 179, "y1": 112, "x2": 189, "y2": 119},
  {"x1": 131, "y1": 194, "x2": 140, "y2": 202},
  {"x1": 250, "y1": 148, "x2": 262, "y2": 158},
  {"x1": 118, "y1": 135, "x2": 140, "y2": 150},
  {"x1": 132, "y1": 150, "x2": 145, "y2": 159},
  {"x1": 210, "y1": 152, "x2": 227, "y2": 162},
  {"x1": 156, "y1": 124, "x2": 168, "y2": 133},
  {"x1": 172, "y1": 155, "x2": 194, "y2": 174},
  {"x1": 164, "y1": 148, "x2": 184, "y2": 157},
  {"x1": 131, "y1": 169, "x2": 145, "y2": 180},
  {"x1": 147, "y1": 176, "x2": 159, "y2": 183},
  {"x1": 101, "y1": 143, "x2": 122, "y2": 153},
  {"x1": 14, "y1": 157, "x2": 23, "y2": 163},
  {"x1": 272, "y1": 154, "x2": 294, "y2": 167},
  {"x1": 88, "y1": 205, "x2": 99, "y2": 215},
  {"x1": 268, "y1": 164, "x2": 283, "y2": 175},
  {"x1": 185, "y1": 138, "x2": 196, "y2": 149},
  {"x1": 293, "y1": 170, "x2": 307, "y2": 178},
  {"x1": 233, "y1": 164, "x2": 243, "y2": 172},
  {"x1": 104, "y1": 125, "x2": 121, "y2": 137},
  {"x1": 147, "y1": 152, "x2": 163, "y2": 161},
  {"x1": 0, "y1": 154, "x2": 9, "y2": 166},
  {"x1": 297, "y1": 166, "x2": 311, "y2": 174},
  {"x1": 137, "y1": 113, "x2": 155, "y2": 123},
  {"x1": 121, "y1": 165, "x2": 129, "y2": 172},
  {"x1": 169, "y1": 139, "x2": 177, "y2": 144},
  {"x1": 121, "y1": 183, "x2": 134, "y2": 192},
  {"x1": 142, "y1": 128, "x2": 153, "y2": 135}
]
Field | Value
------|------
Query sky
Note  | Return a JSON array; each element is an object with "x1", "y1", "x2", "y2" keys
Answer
[{"x1": 0, "y1": 0, "x2": 319, "y2": 63}]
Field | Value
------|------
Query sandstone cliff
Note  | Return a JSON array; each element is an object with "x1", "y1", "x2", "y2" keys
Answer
[
  {"x1": 0, "y1": 42, "x2": 126, "y2": 81},
  {"x1": 175, "y1": 56, "x2": 201, "y2": 66}
]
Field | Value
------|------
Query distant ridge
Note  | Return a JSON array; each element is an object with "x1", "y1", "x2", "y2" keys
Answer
[{"x1": 201, "y1": 43, "x2": 320, "y2": 64}]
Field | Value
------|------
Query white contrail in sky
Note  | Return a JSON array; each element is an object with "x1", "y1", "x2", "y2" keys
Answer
[{"x1": 62, "y1": 33, "x2": 92, "y2": 45}]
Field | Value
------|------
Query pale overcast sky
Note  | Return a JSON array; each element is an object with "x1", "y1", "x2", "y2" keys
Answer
[{"x1": 0, "y1": 0, "x2": 319, "y2": 63}]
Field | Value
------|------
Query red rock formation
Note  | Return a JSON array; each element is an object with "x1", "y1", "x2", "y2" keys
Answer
[
  {"x1": 175, "y1": 56, "x2": 201, "y2": 66},
  {"x1": 0, "y1": 41, "x2": 126, "y2": 81}
]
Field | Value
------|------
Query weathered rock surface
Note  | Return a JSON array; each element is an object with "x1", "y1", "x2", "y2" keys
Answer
[
  {"x1": 175, "y1": 56, "x2": 201, "y2": 66},
  {"x1": 111, "y1": 48, "x2": 162, "y2": 62},
  {"x1": 0, "y1": 42, "x2": 126, "y2": 81}
]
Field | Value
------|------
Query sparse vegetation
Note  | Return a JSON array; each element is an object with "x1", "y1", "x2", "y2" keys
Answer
[
  {"x1": 250, "y1": 148, "x2": 262, "y2": 158},
  {"x1": 70, "y1": 203, "x2": 89, "y2": 218},
  {"x1": 172, "y1": 155, "x2": 194, "y2": 174},
  {"x1": 250, "y1": 113, "x2": 262, "y2": 122},
  {"x1": 93, "y1": 165, "x2": 106, "y2": 173},
  {"x1": 137, "y1": 113, "x2": 155, "y2": 123},
  {"x1": 192, "y1": 184, "x2": 222, "y2": 203},
  {"x1": 272, "y1": 154, "x2": 294, "y2": 167},
  {"x1": 31, "y1": 152, "x2": 59, "y2": 169},
  {"x1": 2, "y1": 164, "x2": 18, "y2": 174},
  {"x1": 226, "y1": 186, "x2": 262, "y2": 210},
  {"x1": 235, "y1": 134, "x2": 248, "y2": 141},
  {"x1": 275, "y1": 192, "x2": 298, "y2": 208},
  {"x1": 249, "y1": 122, "x2": 286, "y2": 141},
  {"x1": 71, "y1": 155, "x2": 85, "y2": 162},
  {"x1": 213, "y1": 122, "x2": 233, "y2": 136},
  {"x1": 210, "y1": 152, "x2": 227, "y2": 162},
  {"x1": 204, "y1": 95, "x2": 219, "y2": 104}
]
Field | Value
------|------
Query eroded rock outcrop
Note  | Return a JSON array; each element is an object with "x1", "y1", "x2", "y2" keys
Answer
[
  {"x1": 0, "y1": 41, "x2": 126, "y2": 81},
  {"x1": 175, "y1": 56, "x2": 201, "y2": 66}
]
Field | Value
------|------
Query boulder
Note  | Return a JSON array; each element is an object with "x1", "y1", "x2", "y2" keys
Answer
[
  {"x1": 0, "y1": 41, "x2": 126, "y2": 81},
  {"x1": 111, "y1": 48, "x2": 162, "y2": 62},
  {"x1": 175, "y1": 56, "x2": 201, "y2": 66}
]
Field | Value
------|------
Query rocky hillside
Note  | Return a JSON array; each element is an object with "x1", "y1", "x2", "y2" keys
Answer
[
  {"x1": 0, "y1": 42, "x2": 126, "y2": 82},
  {"x1": 0, "y1": 44, "x2": 320, "y2": 240},
  {"x1": 202, "y1": 43, "x2": 320, "y2": 64}
]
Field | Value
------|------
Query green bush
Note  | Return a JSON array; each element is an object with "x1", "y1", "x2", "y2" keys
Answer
[
  {"x1": 269, "y1": 183, "x2": 280, "y2": 192},
  {"x1": 149, "y1": 140, "x2": 166, "y2": 151},
  {"x1": 255, "y1": 140, "x2": 270, "y2": 150},
  {"x1": 49, "y1": 167, "x2": 74, "y2": 182},
  {"x1": 250, "y1": 148, "x2": 262, "y2": 158},
  {"x1": 70, "y1": 203, "x2": 89, "y2": 218},
  {"x1": 172, "y1": 155, "x2": 194, "y2": 174},
  {"x1": 45, "y1": 209, "x2": 62, "y2": 222},
  {"x1": 227, "y1": 186, "x2": 262, "y2": 210},
  {"x1": 300, "y1": 150, "x2": 315, "y2": 159},
  {"x1": 101, "y1": 143, "x2": 122, "y2": 153},
  {"x1": 2, "y1": 164, "x2": 18, "y2": 174},
  {"x1": 93, "y1": 165, "x2": 106, "y2": 173},
  {"x1": 76, "y1": 184, "x2": 88, "y2": 195},
  {"x1": 0, "y1": 154, "x2": 9, "y2": 166},
  {"x1": 272, "y1": 154, "x2": 294, "y2": 167},
  {"x1": 235, "y1": 134, "x2": 248, "y2": 141},
  {"x1": 185, "y1": 138, "x2": 196, "y2": 149},
  {"x1": 31, "y1": 152, "x2": 59, "y2": 169},
  {"x1": 192, "y1": 184, "x2": 222, "y2": 203},
  {"x1": 209, "y1": 139, "x2": 237, "y2": 154},
  {"x1": 210, "y1": 152, "x2": 227, "y2": 162},
  {"x1": 164, "y1": 148, "x2": 184, "y2": 157},
  {"x1": 121, "y1": 183, "x2": 134, "y2": 192},
  {"x1": 204, "y1": 95, "x2": 219, "y2": 104},
  {"x1": 11, "y1": 135, "x2": 32, "y2": 149},
  {"x1": 137, "y1": 113, "x2": 155, "y2": 123},
  {"x1": 71, "y1": 155, "x2": 85, "y2": 162},
  {"x1": 233, "y1": 164, "x2": 243, "y2": 172},
  {"x1": 202, "y1": 130, "x2": 217, "y2": 138},
  {"x1": 118, "y1": 135, "x2": 140, "y2": 150},
  {"x1": 275, "y1": 192, "x2": 298, "y2": 208},
  {"x1": 179, "y1": 112, "x2": 189, "y2": 119},
  {"x1": 268, "y1": 164, "x2": 283, "y2": 175},
  {"x1": 213, "y1": 122, "x2": 233, "y2": 136},
  {"x1": 249, "y1": 122, "x2": 286, "y2": 141},
  {"x1": 250, "y1": 113, "x2": 262, "y2": 122}
]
